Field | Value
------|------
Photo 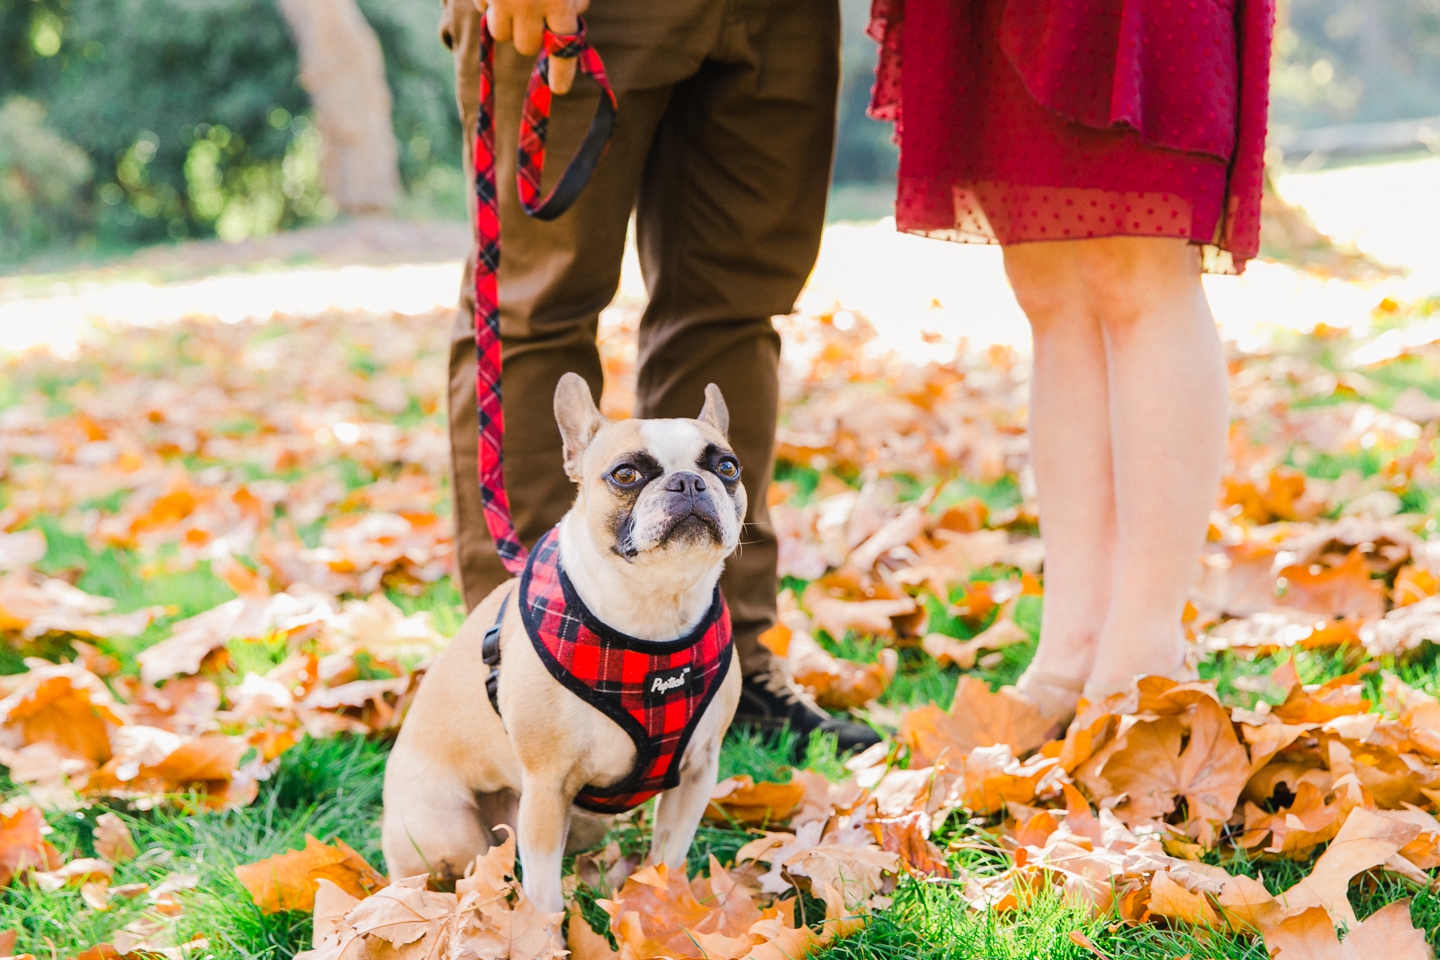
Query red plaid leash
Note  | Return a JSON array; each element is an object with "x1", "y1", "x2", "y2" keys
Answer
[{"x1": 474, "y1": 20, "x2": 617, "y2": 574}]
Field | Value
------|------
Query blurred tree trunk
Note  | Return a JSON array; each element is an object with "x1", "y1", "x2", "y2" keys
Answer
[{"x1": 276, "y1": 0, "x2": 400, "y2": 214}]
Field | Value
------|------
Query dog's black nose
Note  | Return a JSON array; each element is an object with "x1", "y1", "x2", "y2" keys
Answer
[{"x1": 664, "y1": 471, "x2": 707, "y2": 497}]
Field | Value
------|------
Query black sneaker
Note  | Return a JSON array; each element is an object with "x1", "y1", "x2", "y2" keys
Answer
[{"x1": 735, "y1": 662, "x2": 883, "y2": 758}]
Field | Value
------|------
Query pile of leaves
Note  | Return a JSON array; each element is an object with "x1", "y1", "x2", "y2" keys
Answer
[{"x1": 2, "y1": 292, "x2": 1440, "y2": 957}]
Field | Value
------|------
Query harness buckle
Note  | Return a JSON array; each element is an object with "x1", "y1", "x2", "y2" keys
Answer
[{"x1": 482, "y1": 590, "x2": 512, "y2": 717}]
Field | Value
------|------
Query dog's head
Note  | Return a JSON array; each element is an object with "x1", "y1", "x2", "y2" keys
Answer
[{"x1": 554, "y1": 373, "x2": 746, "y2": 569}]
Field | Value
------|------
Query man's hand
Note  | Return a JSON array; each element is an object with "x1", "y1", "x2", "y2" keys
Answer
[{"x1": 472, "y1": 0, "x2": 590, "y2": 94}]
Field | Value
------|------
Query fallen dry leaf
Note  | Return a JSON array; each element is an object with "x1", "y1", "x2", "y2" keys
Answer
[
  {"x1": 0, "y1": 806, "x2": 61, "y2": 886},
  {"x1": 801, "y1": 583, "x2": 916, "y2": 640},
  {"x1": 1077, "y1": 695, "x2": 1248, "y2": 847},
  {"x1": 1216, "y1": 873, "x2": 1284, "y2": 932},
  {"x1": 706, "y1": 776, "x2": 806, "y2": 827},
  {"x1": 920, "y1": 616, "x2": 1028, "y2": 670},
  {"x1": 1277, "y1": 549, "x2": 1386, "y2": 620},
  {"x1": 782, "y1": 831, "x2": 898, "y2": 914},
  {"x1": 567, "y1": 916, "x2": 619, "y2": 960},
  {"x1": 302, "y1": 828, "x2": 565, "y2": 960},
  {"x1": 902, "y1": 676, "x2": 1057, "y2": 765},
  {"x1": 235, "y1": 834, "x2": 387, "y2": 914},
  {"x1": 1242, "y1": 781, "x2": 1343, "y2": 857},
  {"x1": 1146, "y1": 870, "x2": 1220, "y2": 927},
  {"x1": 772, "y1": 616, "x2": 898, "y2": 710},
  {"x1": 1066, "y1": 931, "x2": 1110, "y2": 959},
  {"x1": 599, "y1": 862, "x2": 728, "y2": 959},
  {"x1": 1280, "y1": 806, "x2": 1421, "y2": 927},
  {"x1": 871, "y1": 812, "x2": 951, "y2": 878},
  {"x1": 0, "y1": 661, "x2": 126, "y2": 766},
  {"x1": 93, "y1": 812, "x2": 138, "y2": 865},
  {"x1": 1264, "y1": 901, "x2": 1433, "y2": 960}
]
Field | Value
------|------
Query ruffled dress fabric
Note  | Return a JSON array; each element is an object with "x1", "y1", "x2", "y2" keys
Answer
[{"x1": 867, "y1": 0, "x2": 1275, "y2": 273}]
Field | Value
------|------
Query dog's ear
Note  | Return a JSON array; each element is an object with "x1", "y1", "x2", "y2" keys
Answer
[
  {"x1": 554, "y1": 373, "x2": 607, "y2": 481},
  {"x1": 697, "y1": 383, "x2": 729, "y2": 439}
]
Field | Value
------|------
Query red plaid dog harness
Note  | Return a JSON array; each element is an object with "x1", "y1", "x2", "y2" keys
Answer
[
  {"x1": 473, "y1": 20, "x2": 617, "y2": 575},
  {"x1": 488, "y1": 526, "x2": 733, "y2": 814}
]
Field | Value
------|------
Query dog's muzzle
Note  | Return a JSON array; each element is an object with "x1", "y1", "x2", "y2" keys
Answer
[{"x1": 656, "y1": 471, "x2": 725, "y2": 544}]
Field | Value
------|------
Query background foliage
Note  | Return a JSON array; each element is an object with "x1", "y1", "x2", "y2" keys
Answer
[
  {"x1": 0, "y1": 0, "x2": 459, "y2": 257},
  {"x1": 1273, "y1": 0, "x2": 1440, "y2": 130},
  {"x1": 1, "y1": 0, "x2": 1439, "y2": 260}
]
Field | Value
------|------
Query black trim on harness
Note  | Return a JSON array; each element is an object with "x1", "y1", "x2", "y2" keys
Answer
[{"x1": 482, "y1": 589, "x2": 513, "y2": 719}]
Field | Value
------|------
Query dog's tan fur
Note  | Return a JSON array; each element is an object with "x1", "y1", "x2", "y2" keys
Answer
[{"x1": 382, "y1": 374, "x2": 744, "y2": 912}]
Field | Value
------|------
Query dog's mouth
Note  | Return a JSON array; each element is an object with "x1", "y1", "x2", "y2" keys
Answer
[{"x1": 657, "y1": 504, "x2": 725, "y2": 547}]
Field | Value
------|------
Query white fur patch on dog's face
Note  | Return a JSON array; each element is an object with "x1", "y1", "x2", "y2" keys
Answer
[
  {"x1": 638, "y1": 420, "x2": 709, "y2": 471},
  {"x1": 576, "y1": 416, "x2": 746, "y2": 568}
]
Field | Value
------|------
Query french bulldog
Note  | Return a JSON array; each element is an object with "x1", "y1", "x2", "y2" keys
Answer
[{"x1": 382, "y1": 373, "x2": 744, "y2": 913}]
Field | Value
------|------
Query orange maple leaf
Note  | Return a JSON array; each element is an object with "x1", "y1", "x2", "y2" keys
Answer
[
  {"x1": 1277, "y1": 549, "x2": 1386, "y2": 620},
  {"x1": 0, "y1": 664, "x2": 124, "y2": 765},
  {"x1": 0, "y1": 807, "x2": 61, "y2": 887},
  {"x1": 1241, "y1": 781, "x2": 1343, "y2": 857},
  {"x1": 234, "y1": 834, "x2": 386, "y2": 914},
  {"x1": 1264, "y1": 901, "x2": 1432, "y2": 960},
  {"x1": 705, "y1": 776, "x2": 806, "y2": 827},
  {"x1": 1280, "y1": 807, "x2": 1421, "y2": 927},
  {"x1": 1078, "y1": 696, "x2": 1248, "y2": 847},
  {"x1": 902, "y1": 676, "x2": 1060, "y2": 766}
]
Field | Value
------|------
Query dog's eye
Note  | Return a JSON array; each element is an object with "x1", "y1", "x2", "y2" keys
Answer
[
  {"x1": 714, "y1": 458, "x2": 740, "y2": 480},
  {"x1": 610, "y1": 465, "x2": 640, "y2": 486}
]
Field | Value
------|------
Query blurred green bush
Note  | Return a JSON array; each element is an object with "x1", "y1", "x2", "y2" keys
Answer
[
  {"x1": 0, "y1": 96, "x2": 92, "y2": 259},
  {"x1": 0, "y1": 0, "x2": 460, "y2": 256}
]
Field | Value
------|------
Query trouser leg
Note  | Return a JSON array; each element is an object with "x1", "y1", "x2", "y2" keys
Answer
[{"x1": 634, "y1": 0, "x2": 841, "y2": 674}]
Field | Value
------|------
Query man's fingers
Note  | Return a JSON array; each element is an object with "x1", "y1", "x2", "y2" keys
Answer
[
  {"x1": 549, "y1": 57, "x2": 577, "y2": 95},
  {"x1": 471, "y1": 0, "x2": 486, "y2": 14},
  {"x1": 486, "y1": 5, "x2": 513, "y2": 42},
  {"x1": 546, "y1": 5, "x2": 579, "y2": 35},
  {"x1": 542, "y1": 5, "x2": 579, "y2": 94},
  {"x1": 512, "y1": 16, "x2": 544, "y2": 56}
]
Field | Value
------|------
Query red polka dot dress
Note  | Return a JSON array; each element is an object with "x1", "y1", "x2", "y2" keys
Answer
[{"x1": 867, "y1": 0, "x2": 1276, "y2": 272}]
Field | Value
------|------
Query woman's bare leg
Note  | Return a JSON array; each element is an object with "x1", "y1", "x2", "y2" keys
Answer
[
  {"x1": 1002, "y1": 237, "x2": 1228, "y2": 704},
  {"x1": 1001, "y1": 245, "x2": 1117, "y2": 713},
  {"x1": 1077, "y1": 238, "x2": 1227, "y2": 695}
]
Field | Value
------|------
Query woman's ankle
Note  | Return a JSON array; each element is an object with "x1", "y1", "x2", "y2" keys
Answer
[
  {"x1": 1083, "y1": 625, "x2": 1188, "y2": 697},
  {"x1": 1026, "y1": 628, "x2": 1098, "y2": 684}
]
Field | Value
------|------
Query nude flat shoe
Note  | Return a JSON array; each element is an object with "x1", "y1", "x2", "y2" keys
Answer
[{"x1": 1007, "y1": 666, "x2": 1086, "y2": 730}]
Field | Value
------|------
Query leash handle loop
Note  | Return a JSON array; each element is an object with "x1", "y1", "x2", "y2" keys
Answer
[
  {"x1": 474, "y1": 19, "x2": 616, "y2": 575},
  {"x1": 518, "y1": 26, "x2": 618, "y2": 221}
]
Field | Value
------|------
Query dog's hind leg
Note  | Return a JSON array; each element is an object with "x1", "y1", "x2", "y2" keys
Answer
[
  {"x1": 382, "y1": 754, "x2": 496, "y2": 884},
  {"x1": 565, "y1": 808, "x2": 611, "y2": 854},
  {"x1": 650, "y1": 733, "x2": 722, "y2": 870}
]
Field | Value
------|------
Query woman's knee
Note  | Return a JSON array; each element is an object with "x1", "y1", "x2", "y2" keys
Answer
[
  {"x1": 1073, "y1": 237, "x2": 1201, "y2": 331},
  {"x1": 1002, "y1": 241, "x2": 1083, "y2": 332}
]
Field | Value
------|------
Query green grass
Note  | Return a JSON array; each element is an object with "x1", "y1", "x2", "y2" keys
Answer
[
  {"x1": 386, "y1": 579, "x2": 468, "y2": 637},
  {"x1": 7, "y1": 528, "x2": 1437, "y2": 958},
  {"x1": 6, "y1": 401, "x2": 1439, "y2": 956},
  {"x1": 8, "y1": 572, "x2": 1440, "y2": 957},
  {"x1": 8, "y1": 736, "x2": 387, "y2": 958},
  {"x1": 14, "y1": 705, "x2": 1438, "y2": 958},
  {"x1": 30, "y1": 515, "x2": 236, "y2": 621},
  {"x1": 822, "y1": 881, "x2": 1112, "y2": 960}
]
